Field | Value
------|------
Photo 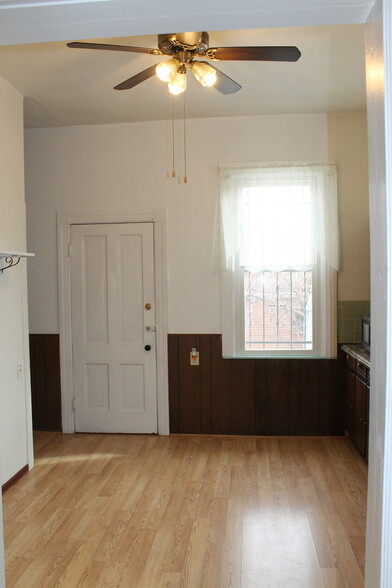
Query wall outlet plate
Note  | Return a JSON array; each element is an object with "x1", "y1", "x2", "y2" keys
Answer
[
  {"x1": 190, "y1": 351, "x2": 199, "y2": 366},
  {"x1": 17, "y1": 363, "x2": 23, "y2": 379}
]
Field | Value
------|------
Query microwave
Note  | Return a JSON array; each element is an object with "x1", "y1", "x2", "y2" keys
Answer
[{"x1": 362, "y1": 316, "x2": 371, "y2": 352}]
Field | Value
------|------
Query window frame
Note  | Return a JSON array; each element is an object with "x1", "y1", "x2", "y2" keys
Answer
[{"x1": 219, "y1": 164, "x2": 338, "y2": 359}]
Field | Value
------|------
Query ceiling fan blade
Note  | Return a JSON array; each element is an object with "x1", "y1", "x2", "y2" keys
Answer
[
  {"x1": 67, "y1": 41, "x2": 160, "y2": 55},
  {"x1": 208, "y1": 46, "x2": 301, "y2": 62},
  {"x1": 208, "y1": 64, "x2": 242, "y2": 94},
  {"x1": 114, "y1": 64, "x2": 158, "y2": 90}
]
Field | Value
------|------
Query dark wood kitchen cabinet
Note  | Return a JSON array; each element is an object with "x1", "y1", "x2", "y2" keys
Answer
[
  {"x1": 343, "y1": 349, "x2": 370, "y2": 462},
  {"x1": 344, "y1": 366, "x2": 356, "y2": 439},
  {"x1": 355, "y1": 376, "x2": 369, "y2": 460}
]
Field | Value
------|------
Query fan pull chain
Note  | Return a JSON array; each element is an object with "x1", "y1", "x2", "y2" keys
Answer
[
  {"x1": 171, "y1": 97, "x2": 176, "y2": 178},
  {"x1": 183, "y1": 92, "x2": 188, "y2": 184},
  {"x1": 166, "y1": 99, "x2": 171, "y2": 178}
]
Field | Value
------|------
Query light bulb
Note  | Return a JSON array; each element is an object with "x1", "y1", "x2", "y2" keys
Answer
[
  {"x1": 168, "y1": 67, "x2": 187, "y2": 95},
  {"x1": 191, "y1": 61, "x2": 217, "y2": 87},
  {"x1": 156, "y1": 59, "x2": 178, "y2": 83},
  {"x1": 201, "y1": 69, "x2": 217, "y2": 87},
  {"x1": 168, "y1": 83, "x2": 184, "y2": 95}
]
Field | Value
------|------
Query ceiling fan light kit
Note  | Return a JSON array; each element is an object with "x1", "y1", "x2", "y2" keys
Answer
[
  {"x1": 67, "y1": 31, "x2": 301, "y2": 95},
  {"x1": 157, "y1": 58, "x2": 217, "y2": 94},
  {"x1": 67, "y1": 31, "x2": 301, "y2": 185},
  {"x1": 155, "y1": 58, "x2": 178, "y2": 82},
  {"x1": 190, "y1": 61, "x2": 217, "y2": 87},
  {"x1": 168, "y1": 65, "x2": 187, "y2": 95}
]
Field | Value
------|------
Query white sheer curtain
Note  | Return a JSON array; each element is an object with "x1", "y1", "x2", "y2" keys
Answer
[
  {"x1": 219, "y1": 164, "x2": 340, "y2": 273},
  {"x1": 218, "y1": 163, "x2": 340, "y2": 358}
]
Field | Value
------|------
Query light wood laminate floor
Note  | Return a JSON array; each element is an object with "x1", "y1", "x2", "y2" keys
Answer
[{"x1": 3, "y1": 432, "x2": 368, "y2": 587}]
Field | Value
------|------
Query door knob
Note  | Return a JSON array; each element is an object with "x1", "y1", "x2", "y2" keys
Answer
[{"x1": 144, "y1": 345, "x2": 151, "y2": 351}]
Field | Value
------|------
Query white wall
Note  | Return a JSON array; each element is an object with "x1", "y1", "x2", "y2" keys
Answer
[
  {"x1": 25, "y1": 111, "x2": 370, "y2": 441},
  {"x1": 328, "y1": 112, "x2": 370, "y2": 299},
  {"x1": 0, "y1": 76, "x2": 33, "y2": 485},
  {"x1": 25, "y1": 111, "x2": 369, "y2": 336},
  {"x1": 0, "y1": 74, "x2": 32, "y2": 586}
]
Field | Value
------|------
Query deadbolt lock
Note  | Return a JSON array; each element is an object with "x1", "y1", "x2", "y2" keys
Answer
[{"x1": 145, "y1": 303, "x2": 152, "y2": 310}]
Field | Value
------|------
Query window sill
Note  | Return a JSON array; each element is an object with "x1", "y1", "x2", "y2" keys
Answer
[{"x1": 223, "y1": 354, "x2": 338, "y2": 360}]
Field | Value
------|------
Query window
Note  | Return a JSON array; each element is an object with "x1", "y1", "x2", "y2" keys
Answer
[
  {"x1": 244, "y1": 268, "x2": 313, "y2": 351},
  {"x1": 219, "y1": 164, "x2": 340, "y2": 358}
]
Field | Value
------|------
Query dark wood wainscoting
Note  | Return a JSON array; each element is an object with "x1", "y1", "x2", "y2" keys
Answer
[
  {"x1": 29, "y1": 334, "x2": 62, "y2": 431},
  {"x1": 168, "y1": 334, "x2": 344, "y2": 436}
]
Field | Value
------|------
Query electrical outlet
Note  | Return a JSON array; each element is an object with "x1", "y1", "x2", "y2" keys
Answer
[
  {"x1": 190, "y1": 348, "x2": 199, "y2": 366},
  {"x1": 17, "y1": 363, "x2": 23, "y2": 379}
]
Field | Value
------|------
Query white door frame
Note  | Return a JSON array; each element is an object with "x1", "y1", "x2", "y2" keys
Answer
[{"x1": 57, "y1": 211, "x2": 169, "y2": 435}]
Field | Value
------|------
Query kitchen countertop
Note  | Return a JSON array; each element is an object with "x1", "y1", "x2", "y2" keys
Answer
[{"x1": 342, "y1": 344, "x2": 371, "y2": 368}]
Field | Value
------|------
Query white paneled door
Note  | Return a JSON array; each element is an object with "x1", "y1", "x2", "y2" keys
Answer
[{"x1": 70, "y1": 223, "x2": 157, "y2": 433}]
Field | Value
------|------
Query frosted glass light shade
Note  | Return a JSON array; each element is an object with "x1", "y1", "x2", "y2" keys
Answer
[
  {"x1": 191, "y1": 61, "x2": 217, "y2": 87},
  {"x1": 168, "y1": 70, "x2": 187, "y2": 95},
  {"x1": 156, "y1": 59, "x2": 178, "y2": 83}
]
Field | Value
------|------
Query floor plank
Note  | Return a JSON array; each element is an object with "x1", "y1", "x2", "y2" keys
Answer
[{"x1": 3, "y1": 432, "x2": 367, "y2": 587}]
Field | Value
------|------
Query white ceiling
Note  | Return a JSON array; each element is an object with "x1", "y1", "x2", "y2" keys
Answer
[
  {"x1": 0, "y1": 0, "x2": 371, "y2": 128},
  {"x1": 0, "y1": 24, "x2": 366, "y2": 128},
  {"x1": 0, "y1": 0, "x2": 373, "y2": 46}
]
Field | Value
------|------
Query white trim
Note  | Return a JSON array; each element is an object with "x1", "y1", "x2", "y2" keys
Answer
[
  {"x1": 365, "y1": 2, "x2": 392, "y2": 586},
  {"x1": 0, "y1": 458, "x2": 4, "y2": 588},
  {"x1": 21, "y1": 263, "x2": 34, "y2": 469},
  {"x1": 0, "y1": 251, "x2": 34, "y2": 257},
  {"x1": 57, "y1": 211, "x2": 169, "y2": 435},
  {"x1": 58, "y1": 217, "x2": 73, "y2": 433},
  {"x1": 381, "y1": 1, "x2": 392, "y2": 584},
  {"x1": 0, "y1": 0, "x2": 112, "y2": 8}
]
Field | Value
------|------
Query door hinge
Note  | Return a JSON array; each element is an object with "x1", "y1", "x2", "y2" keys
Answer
[
  {"x1": 68, "y1": 243, "x2": 72, "y2": 258},
  {"x1": 72, "y1": 398, "x2": 76, "y2": 412}
]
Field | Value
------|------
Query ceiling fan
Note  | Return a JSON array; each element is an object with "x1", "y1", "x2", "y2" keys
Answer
[{"x1": 67, "y1": 31, "x2": 301, "y2": 96}]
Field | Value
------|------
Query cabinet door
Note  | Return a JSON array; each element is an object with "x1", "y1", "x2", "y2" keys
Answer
[
  {"x1": 344, "y1": 368, "x2": 356, "y2": 439},
  {"x1": 355, "y1": 378, "x2": 368, "y2": 459},
  {"x1": 365, "y1": 385, "x2": 370, "y2": 462}
]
